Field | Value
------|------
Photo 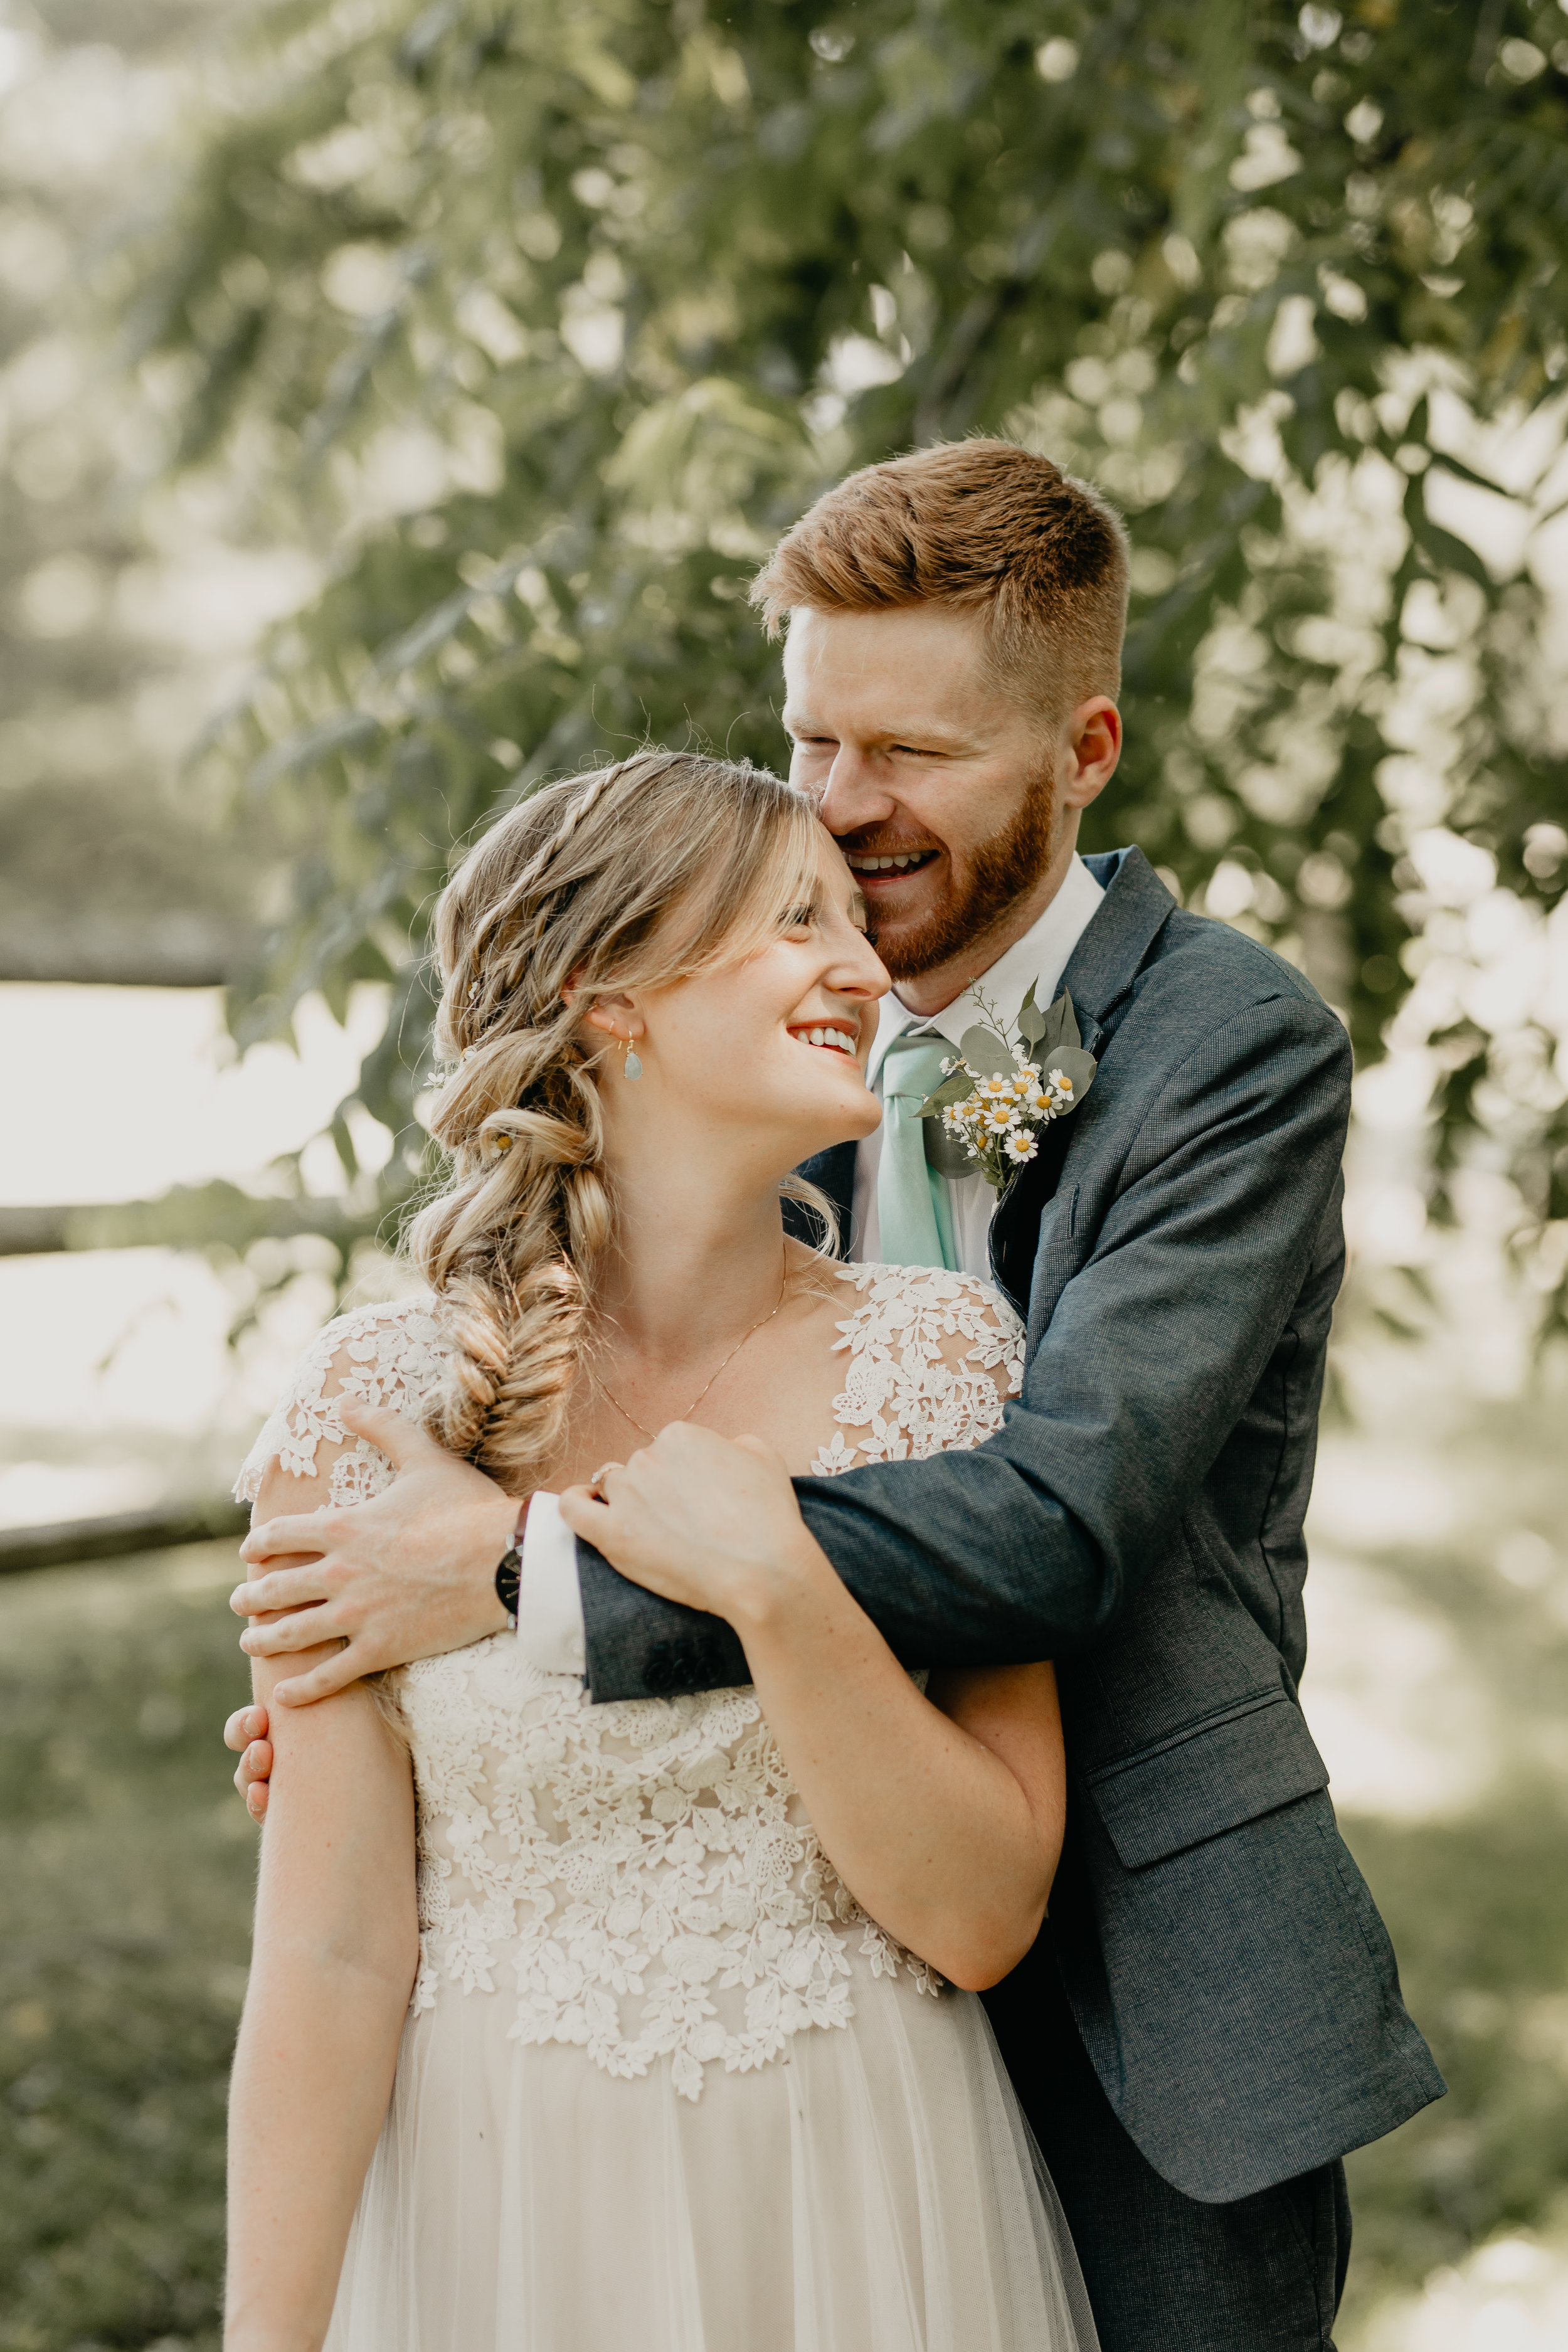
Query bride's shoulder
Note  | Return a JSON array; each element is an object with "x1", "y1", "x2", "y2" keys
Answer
[{"x1": 234, "y1": 1292, "x2": 447, "y2": 1503}]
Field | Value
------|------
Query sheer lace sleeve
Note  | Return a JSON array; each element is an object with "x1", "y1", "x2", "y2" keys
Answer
[
  {"x1": 233, "y1": 1298, "x2": 452, "y2": 1512},
  {"x1": 809, "y1": 1263, "x2": 1025, "y2": 1476}
]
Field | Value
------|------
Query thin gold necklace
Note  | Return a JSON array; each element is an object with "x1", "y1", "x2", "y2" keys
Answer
[{"x1": 590, "y1": 1246, "x2": 791, "y2": 1444}]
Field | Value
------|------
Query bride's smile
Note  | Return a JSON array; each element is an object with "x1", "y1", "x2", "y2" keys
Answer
[{"x1": 787, "y1": 1017, "x2": 859, "y2": 1053}]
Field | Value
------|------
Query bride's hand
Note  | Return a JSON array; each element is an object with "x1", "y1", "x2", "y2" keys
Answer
[{"x1": 558, "y1": 1424, "x2": 829, "y2": 1626}]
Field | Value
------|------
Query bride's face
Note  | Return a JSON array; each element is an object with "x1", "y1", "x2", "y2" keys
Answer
[{"x1": 595, "y1": 826, "x2": 889, "y2": 1168}]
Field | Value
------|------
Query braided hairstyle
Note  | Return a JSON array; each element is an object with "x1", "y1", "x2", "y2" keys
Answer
[{"x1": 408, "y1": 749, "x2": 825, "y2": 1493}]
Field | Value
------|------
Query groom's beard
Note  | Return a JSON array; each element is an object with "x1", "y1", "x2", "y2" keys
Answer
[{"x1": 864, "y1": 764, "x2": 1057, "y2": 983}]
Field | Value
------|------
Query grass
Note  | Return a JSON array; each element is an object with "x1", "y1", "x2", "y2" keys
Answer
[
  {"x1": 0, "y1": 1544, "x2": 253, "y2": 2352},
  {"x1": 1340, "y1": 1799, "x2": 1568, "y2": 2329}
]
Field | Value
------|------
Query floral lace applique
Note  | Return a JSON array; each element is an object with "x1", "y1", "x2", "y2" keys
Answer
[
  {"x1": 809, "y1": 1261, "x2": 1025, "y2": 1475},
  {"x1": 238, "y1": 1264, "x2": 1024, "y2": 2099},
  {"x1": 233, "y1": 1298, "x2": 449, "y2": 1509}
]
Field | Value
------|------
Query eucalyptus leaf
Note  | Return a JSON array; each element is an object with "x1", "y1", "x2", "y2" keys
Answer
[
  {"x1": 924, "y1": 1120, "x2": 980, "y2": 1179},
  {"x1": 957, "y1": 1023, "x2": 1015, "y2": 1079},
  {"x1": 1032, "y1": 1000, "x2": 1067, "y2": 1054},
  {"x1": 917, "y1": 1070, "x2": 974, "y2": 1117},
  {"x1": 1030, "y1": 990, "x2": 1082, "y2": 1059},
  {"x1": 1041, "y1": 1044, "x2": 1098, "y2": 1102},
  {"x1": 1017, "y1": 981, "x2": 1047, "y2": 1049}
]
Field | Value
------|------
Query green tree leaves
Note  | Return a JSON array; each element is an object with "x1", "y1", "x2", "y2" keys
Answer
[{"x1": 130, "y1": 0, "x2": 1568, "y2": 1291}]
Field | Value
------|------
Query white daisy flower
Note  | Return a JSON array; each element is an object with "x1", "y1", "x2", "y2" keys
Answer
[{"x1": 1004, "y1": 1130, "x2": 1039, "y2": 1164}]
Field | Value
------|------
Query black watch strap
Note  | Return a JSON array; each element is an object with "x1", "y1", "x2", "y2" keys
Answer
[{"x1": 494, "y1": 1503, "x2": 526, "y2": 1626}]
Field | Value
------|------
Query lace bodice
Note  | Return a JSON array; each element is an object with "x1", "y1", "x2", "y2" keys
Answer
[{"x1": 236, "y1": 1263, "x2": 1024, "y2": 2098}]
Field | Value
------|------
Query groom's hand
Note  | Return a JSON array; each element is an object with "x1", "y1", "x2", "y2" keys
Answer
[
  {"x1": 229, "y1": 1399, "x2": 520, "y2": 1707},
  {"x1": 225, "y1": 1703, "x2": 273, "y2": 1821}
]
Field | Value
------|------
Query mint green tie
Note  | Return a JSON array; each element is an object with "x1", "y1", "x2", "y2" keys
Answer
[{"x1": 877, "y1": 1032, "x2": 960, "y2": 1272}]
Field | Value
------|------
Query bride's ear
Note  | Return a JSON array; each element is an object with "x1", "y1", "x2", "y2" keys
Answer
[{"x1": 568, "y1": 985, "x2": 644, "y2": 1042}]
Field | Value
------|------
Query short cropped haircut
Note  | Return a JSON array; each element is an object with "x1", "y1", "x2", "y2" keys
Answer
[{"x1": 751, "y1": 438, "x2": 1130, "y2": 726}]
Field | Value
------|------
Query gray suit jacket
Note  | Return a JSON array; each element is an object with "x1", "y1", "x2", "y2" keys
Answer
[{"x1": 577, "y1": 846, "x2": 1444, "y2": 2202}]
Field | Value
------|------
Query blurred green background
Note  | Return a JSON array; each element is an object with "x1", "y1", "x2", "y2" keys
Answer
[{"x1": 3, "y1": 0, "x2": 1567, "y2": 2345}]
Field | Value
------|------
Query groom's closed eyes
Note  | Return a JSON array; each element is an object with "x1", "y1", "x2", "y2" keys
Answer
[{"x1": 783, "y1": 714, "x2": 970, "y2": 765}]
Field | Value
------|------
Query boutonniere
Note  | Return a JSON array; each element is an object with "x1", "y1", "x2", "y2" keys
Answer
[{"x1": 916, "y1": 984, "x2": 1098, "y2": 1190}]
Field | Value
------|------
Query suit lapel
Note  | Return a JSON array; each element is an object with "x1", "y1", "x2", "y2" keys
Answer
[
  {"x1": 1064, "y1": 847, "x2": 1175, "y2": 1024},
  {"x1": 987, "y1": 848, "x2": 1175, "y2": 1316}
]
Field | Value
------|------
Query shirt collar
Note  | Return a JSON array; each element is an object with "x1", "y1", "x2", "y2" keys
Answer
[{"x1": 867, "y1": 853, "x2": 1106, "y2": 1084}]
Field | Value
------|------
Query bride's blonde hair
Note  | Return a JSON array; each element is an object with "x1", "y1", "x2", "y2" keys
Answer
[{"x1": 408, "y1": 748, "x2": 830, "y2": 1493}]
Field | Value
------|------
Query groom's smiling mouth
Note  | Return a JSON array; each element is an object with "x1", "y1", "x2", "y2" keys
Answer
[{"x1": 843, "y1": 845, "x2": 941, "y2": 884}]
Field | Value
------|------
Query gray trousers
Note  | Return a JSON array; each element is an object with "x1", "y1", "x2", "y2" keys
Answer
[{"x1": 984, "y1": 1942, "x2": 1351, "y2": 2350}]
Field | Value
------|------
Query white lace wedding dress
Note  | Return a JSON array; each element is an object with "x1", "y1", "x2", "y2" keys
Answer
[{"x1": 237, "y1": 1261, "x2": 1098, "y2": 2352}]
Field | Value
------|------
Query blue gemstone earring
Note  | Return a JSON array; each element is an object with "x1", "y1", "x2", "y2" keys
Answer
[{"x1": 622, "y1": 1039, "x2": 643, "y2": 1081}]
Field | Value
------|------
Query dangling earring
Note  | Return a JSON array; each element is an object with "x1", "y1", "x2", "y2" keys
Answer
[{"x1": 621, "y1": 1036, "x2": 643, "y2": 1081}]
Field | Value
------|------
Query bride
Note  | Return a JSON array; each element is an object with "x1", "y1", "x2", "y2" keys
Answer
[{"x1": 225, "y1": 748, "x2": 1098, "y2": 2352}]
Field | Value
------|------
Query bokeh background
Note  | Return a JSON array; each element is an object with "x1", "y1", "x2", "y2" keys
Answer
[{"x1": 3, "y1": 2, "x2": 1568, "y2": 2345}]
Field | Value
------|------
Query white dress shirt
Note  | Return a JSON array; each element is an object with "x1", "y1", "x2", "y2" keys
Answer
[{"x1": 517, "y1": 854, "x2": 1106, "y2": 1677}]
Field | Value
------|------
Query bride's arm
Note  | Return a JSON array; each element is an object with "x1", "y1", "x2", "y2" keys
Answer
[
  {"x1": 225, "y1": 1456, "x2": 419, "y2": 2352},
  {"x1": 560, "y1": 1429, "x2": 1062, "y2": 1990}
]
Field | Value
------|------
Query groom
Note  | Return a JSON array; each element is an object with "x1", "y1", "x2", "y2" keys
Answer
[{"x1": 230, "y1": 438, "x2": 1442, "y2": 2348}]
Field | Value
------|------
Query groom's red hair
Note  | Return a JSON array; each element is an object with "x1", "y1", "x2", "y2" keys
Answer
[{"x1": 751, "y1": 438, "x2": 1129, "y2": 726}]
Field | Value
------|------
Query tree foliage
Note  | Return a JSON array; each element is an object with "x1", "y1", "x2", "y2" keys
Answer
[
  {"x1": 130, "y1": 0, "x2": 1568, "y2": 1297},
  {"x1": 0, "y1": 1, "x2": 284, "y2": 984}
]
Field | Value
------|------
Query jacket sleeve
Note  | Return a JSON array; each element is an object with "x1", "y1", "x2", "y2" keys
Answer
[{"x1": 578, "y1": 990, "x2": 1351, "y2": 1702}]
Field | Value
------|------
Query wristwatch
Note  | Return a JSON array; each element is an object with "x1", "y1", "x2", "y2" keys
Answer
[{"x1": 494, "y1": 1502, "x2": 527, "y2": 1628}]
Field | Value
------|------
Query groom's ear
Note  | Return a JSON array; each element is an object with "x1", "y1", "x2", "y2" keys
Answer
[{"x1": 1061, "y1": 698, "x2": 1122, "y2": 810}]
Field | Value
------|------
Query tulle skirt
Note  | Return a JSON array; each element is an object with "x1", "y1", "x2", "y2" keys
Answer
[{"x1": 325, "y1": 1944, "x2": 1097, "y2": 2351}]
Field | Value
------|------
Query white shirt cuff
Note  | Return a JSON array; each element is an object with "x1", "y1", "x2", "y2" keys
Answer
[{"x1": 516, "y1": 1492, "x2": 587, "y2": 1678}]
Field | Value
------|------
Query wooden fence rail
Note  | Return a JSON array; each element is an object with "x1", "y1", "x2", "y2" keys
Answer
[
  {"x1": 0, "y1": 1180, "x2": 403, "y2": 1258},
  {"x1": 0, "y1": 1496, "x2": 250, "y2": 1576}
]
